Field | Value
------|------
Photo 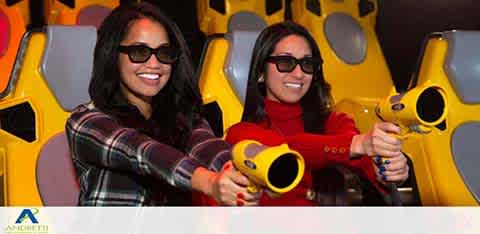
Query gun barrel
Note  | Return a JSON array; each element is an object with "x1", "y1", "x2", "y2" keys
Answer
[
  {"x1": 416, "y1": 86, "x2": 446, "y2": 125},
  {"x1": 232, "y1": 140, "x2": 305, "y2": 194},
  {"x1": 267, "y1": 152, "x2": 301, "y2": 190}
]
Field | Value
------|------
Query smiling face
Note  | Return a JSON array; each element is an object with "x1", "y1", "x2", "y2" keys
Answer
[
  {"x1": 118, "y1": 17, "x2": 172, "y2": 107},
  {"x1": 264, "y1": 34, "x2": 313, "y2": 104}
]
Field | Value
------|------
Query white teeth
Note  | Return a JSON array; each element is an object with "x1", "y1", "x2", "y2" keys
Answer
[
  {"x1": 285, "y1": 83, "x2": 302, "y2": 89},
  {"x1": 138, "y1": 73, "x2": 159, "y2": 80}
]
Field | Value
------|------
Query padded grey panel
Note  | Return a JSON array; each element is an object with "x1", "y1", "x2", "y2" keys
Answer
[
  {"x1": 324, "y1": 12, "x2": 366, "y2": 65},
  {"x1": 443, "y1": 31, "x2": 480, "y2": 104},
  {"x1": 36, "y1": 132, "x2": 80, "y2": 206},
  {"x1": 227, "y1": 11, "x2": 267, "y2": 32},
  {"x1": 451, "y1": 122, "x2": 480, "y2": 203},
  {"x1": 41, "y1": 26, "x2": 96, "y2": 111},
  {"x1": 76, "y1": 5, "x2": 112, "y2": 29},
  {"x1": 225, "y1": 13, "x2": 265, "y2": 103}
]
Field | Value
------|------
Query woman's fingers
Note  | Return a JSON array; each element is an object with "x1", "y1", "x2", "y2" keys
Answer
[
  {"x1": 373, "y1": 123, "x2": 401, "y2": 144},
  {"x1": 225, "y1": 166, "x2": 250, "y2": 186},
  {"x1": 375, "y1": 122, "x2": 401, "y2": 135},
  {"x1": 373, "y1": 147, "x2": 402, "y2": 158},
  {"x1": 368, "y1": 142, "x2": 402, "y2": 158},
  {"x1": 383, "y1": 166, "x2": 409, "y2": 183},
  {"x1": 383, "y1": 154, "x2": 407, "y2": 171},
  {"x1": 215, "y1": 165, "x2": 260, "y2": 206},
  {"x1": 368, "y1": 122, "x2": 403, "y2": 157},
  {"x1": 376, "y1": 153, "x2": 409, "y2": 183}
]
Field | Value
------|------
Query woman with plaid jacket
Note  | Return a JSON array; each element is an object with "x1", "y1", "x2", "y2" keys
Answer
[{"x1": 66, "y1": 2, "x2": 258, "y2": 206}]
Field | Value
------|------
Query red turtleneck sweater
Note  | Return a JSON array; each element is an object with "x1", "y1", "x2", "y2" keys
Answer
[{"x1": 225, "y1": 99, "x2": 384, "y2": 206}]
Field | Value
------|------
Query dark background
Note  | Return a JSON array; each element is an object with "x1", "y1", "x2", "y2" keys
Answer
[{"x1": 27, "y1": 0, "x2": 480, "y2": 91}]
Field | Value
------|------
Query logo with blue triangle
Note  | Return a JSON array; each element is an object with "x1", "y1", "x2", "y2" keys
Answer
[
  {"x1": 15, "y1": 209, "x2": 39, "y2": 224},
  {"x1": 4, "y1": 208, "x2": 49, "y2": 234}
]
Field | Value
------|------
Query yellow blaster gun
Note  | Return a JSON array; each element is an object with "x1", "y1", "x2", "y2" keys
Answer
[
  {"x1": 376, "y1": 85, "x2": 448, "y2": 137},
  {"x1": 232, "y1": 140, "x2": 305, "y2": 196},
  {"x1": 375, "y1": 85, "x2": 447, "y2": 204}
]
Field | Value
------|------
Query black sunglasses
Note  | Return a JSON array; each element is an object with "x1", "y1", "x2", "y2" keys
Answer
[
  {"x1": 266, "y1": 55, "x2": 322, "y2": 74},
  {"x1": 118, "y1": 44, "x2": 179, "y2": 64}
]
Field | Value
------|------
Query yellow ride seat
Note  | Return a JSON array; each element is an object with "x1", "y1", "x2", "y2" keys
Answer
[
  {"x1": 198, "y1": 10, "x2": 269, "y2": 135},
  {"x1": 0, "y1": 25, "x2": 96, "y2": 205},
  {"x1": 401, "y1": 31, "x2": 480, "y2": 205},
  {"x1": 44, "y1": 0, "x2": 120, "y2": 28}
]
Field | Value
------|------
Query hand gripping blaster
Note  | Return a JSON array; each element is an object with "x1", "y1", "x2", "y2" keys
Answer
[
  {"x1": 375, "y1": 85, "x2": 447, "y2": 204},
  {"x1": 232, "y1": 140, "x2": 305, "y2": 195}
]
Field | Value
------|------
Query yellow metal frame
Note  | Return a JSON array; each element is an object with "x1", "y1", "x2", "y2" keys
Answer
[
  {"x1": 291, "y1": 0, "x2": 393, "y2": 104},
  {"x1": 198, "y1": 38, "x2": 244, "y2": 133},
  {"x1": 0, "y1": 32, "x2": 70, "y2": 205},
  {"x1": 196, "y1": 0, "x2": 285, "y2": 35}
]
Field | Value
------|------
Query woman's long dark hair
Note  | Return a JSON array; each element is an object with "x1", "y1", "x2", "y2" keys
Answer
[
  {"x1": 243, "y1": 21, "x2": 350, "y2": 205},
  {"x1": 242, "y1": 21, "x2": 332, "y2": 133},
  {"x1": 89, "y1": 2, "x2": 202, "y2": 147}
]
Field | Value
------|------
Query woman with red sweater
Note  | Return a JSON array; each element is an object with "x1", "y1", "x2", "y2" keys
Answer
[{"x1": 224, "y1": 21, "x2": 409, "y2": 206}]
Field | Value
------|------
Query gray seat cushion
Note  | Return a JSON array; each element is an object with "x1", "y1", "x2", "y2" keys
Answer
[
  {"x1": 36, "y1": 132, "x2": 80, "y2": 206},
  {"x1": 443, "y1": 30, "x2": 480, "y2": 104},
  {"x1": 224, "y1": 12, "x2": 266, "y2": 104},
  {"x1": 451, "y1": 122, "x2": 480, "y2": 203},
  {"x1": 76, "y1": 5, "x2": 112, "y2": 29},
  {"x1": 324, "y1": 12, "x2": 366, "y2": 65},
  {"x1": 40, "y1": 25, "x2": 96, "y2": 111}
]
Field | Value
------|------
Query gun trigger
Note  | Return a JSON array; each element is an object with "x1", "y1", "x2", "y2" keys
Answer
[{"x1": 410, "y1": 125, "x2": 432, "y2": 134}]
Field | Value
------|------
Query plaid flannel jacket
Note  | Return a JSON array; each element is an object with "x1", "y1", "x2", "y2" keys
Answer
[{"x1": 66, "y1": 100, "x2": 230, "y2": 206}]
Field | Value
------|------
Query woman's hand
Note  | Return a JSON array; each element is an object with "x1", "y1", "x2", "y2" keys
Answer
[
  {"x1": 374, "y1": 153, "x2": 409, "y2": 184},
  {"x1": 349, "y1": 122, "x2": 409, "y2": 184},
  {"x1": 350, "y1": 122, "x2": 402, "y2": 158},
  {"x1": 192, "y1": 161, "x2": 260, "y2": 206}
]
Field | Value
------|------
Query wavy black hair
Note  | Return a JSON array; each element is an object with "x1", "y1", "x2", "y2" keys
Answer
[
  {"x1": 89, "y1": 2, "x2": 202, "y2": 147},
  {"x1": 242, "y1": 21, "x2": 332, "y2": 133}
]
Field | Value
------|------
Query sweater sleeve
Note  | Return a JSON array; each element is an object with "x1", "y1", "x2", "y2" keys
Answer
[
  {"x1": 286, "y1": 112, "x2": 388, "y2": 193},
  {"x1": 183, "y1": 119, "x2": 231, "y2": 172},
  {"x1": 225, "y1": 122, "x2": 286, "y2": 146},
  {"x1": 65, "y1": 104, "x2": 204, "y2": 190},
  {"x1": 286, "y1": 112, "x2": 357, "y2": 168}
]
